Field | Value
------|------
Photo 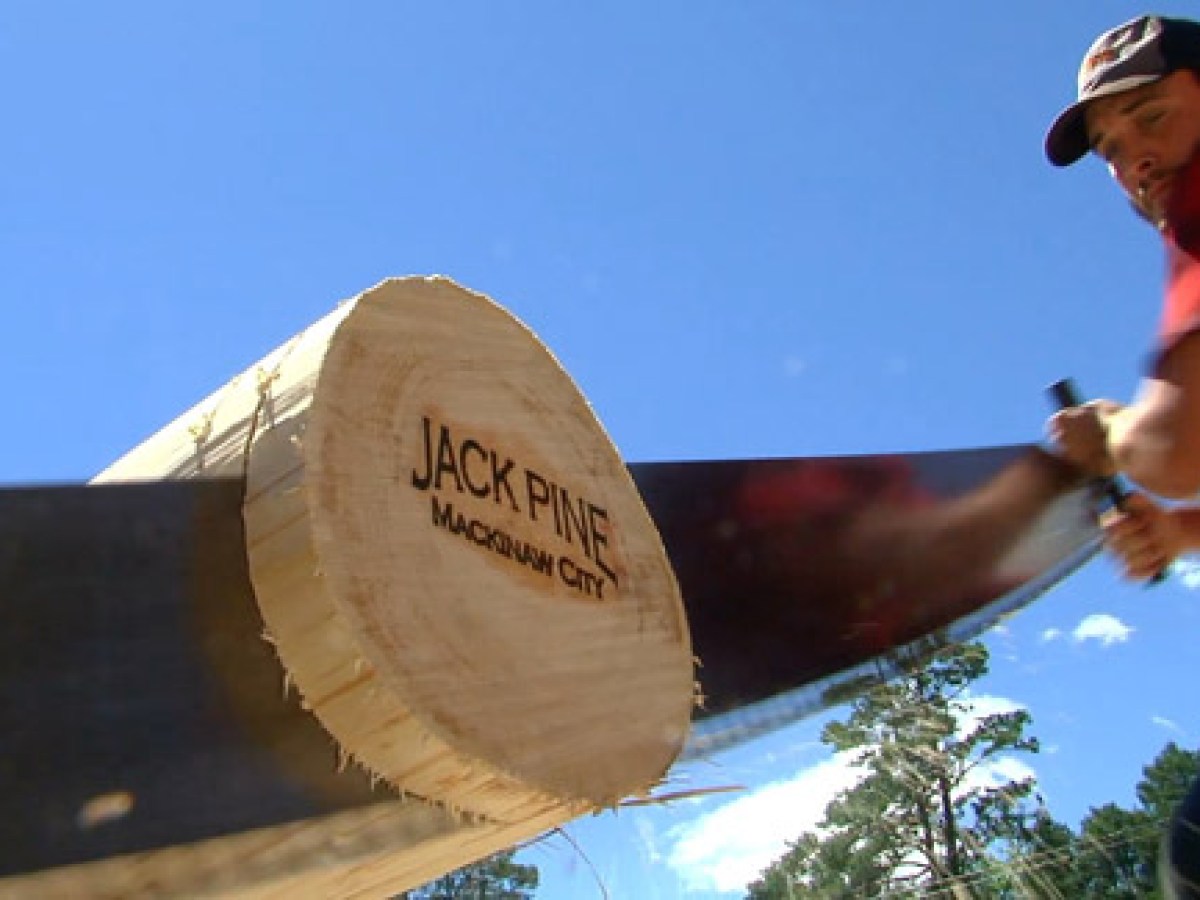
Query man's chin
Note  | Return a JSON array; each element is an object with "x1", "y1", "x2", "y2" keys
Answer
[
  {"x1": 1127, "y1": 193, "x2": 1165, "y2": 228},
  {"x1": 1148, "y1": 199, "x2": 1169, "y2": 231}
]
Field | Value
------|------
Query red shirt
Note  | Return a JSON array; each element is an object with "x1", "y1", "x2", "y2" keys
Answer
[{"x1": 1157, "y1": 152, "x2": 1200, "y2": 368}]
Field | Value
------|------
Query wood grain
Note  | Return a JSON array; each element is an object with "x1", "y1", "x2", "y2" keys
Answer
[{"x1": 19, "y1": 276, "x2": 695, "y2": 898}]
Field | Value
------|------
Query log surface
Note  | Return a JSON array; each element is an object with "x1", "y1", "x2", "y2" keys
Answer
[{"x1": 2, "y1": 277, "x2": 694, "y2": 898}]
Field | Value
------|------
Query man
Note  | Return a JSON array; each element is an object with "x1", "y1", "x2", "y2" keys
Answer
[
  {"x1": 1044, "y1": 14, "x2": 1200, "y2": 897},
  {"x1": 1046, "y1": 15, "x2": 1200, "y2": 577}
]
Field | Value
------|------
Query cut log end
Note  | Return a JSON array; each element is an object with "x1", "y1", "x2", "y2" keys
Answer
[
  {"x1": 56, "y1": 276, "x2": 695, "y2": 897},
  {"x1": 244, "y1": 277, "x2": 695, "y2": 821}
]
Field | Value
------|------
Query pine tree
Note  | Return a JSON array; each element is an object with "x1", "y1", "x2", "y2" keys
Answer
[
  {"x1": 398, "y1": 848, "x2": 539, "y2": 899},
  {"x1": 747, "y1": 641, "x2": 1059, "y2": 898},
  {"x1": 1069, "y1": 742, "x2": 1200, "y2": 899}
]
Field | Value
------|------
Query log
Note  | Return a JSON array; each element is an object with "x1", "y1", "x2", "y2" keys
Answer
[{"x1": 3, "y1": 276, "x2": 694, "y2": 898}]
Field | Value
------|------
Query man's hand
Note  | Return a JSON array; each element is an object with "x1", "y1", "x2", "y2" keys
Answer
[
  {"x1": 1101, "y1": 492, "x2": 1183, "y2": 581},
  {"x1": 1047, "y1": 399, "x2": 1124, "y2": 477}
]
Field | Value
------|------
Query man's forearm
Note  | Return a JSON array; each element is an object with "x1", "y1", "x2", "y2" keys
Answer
[
  {"x1": 1106, "y1": 406, "x2": 1198, "y2": 497},
  {"x1": 1110, "y1": 337, "x2": 1200, "y2": 498}
]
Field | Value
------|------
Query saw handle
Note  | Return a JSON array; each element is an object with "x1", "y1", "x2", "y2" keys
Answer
[
  {"x1": 1048, "y1": 377, "x2": 1167, "y2": 583},
  {"x1": 1048, "y1": 378, "x2": 1129, "y2": 510}
]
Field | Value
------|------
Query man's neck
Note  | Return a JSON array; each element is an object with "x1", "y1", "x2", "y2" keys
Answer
[{"x1": 1164, "y1": 148, "x2": 1200, "y2": 251}]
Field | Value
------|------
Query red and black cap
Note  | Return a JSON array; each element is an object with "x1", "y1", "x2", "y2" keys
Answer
[{"x1": 1045, "y1": 15, "x2": 1200, "y2": 167}]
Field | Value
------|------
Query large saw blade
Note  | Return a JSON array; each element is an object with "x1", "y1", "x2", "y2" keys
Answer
[
  {"x1": 629, "y1": 444, "x2": 1100, "y2": 755},
  {"x1": 0, "y1": 479, "x2": 382, "y2": 877},
  {"x1": 0, "y1": 443, "x2": 1099, "y2": 877}
]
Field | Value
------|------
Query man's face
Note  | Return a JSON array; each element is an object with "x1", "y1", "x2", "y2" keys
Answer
[{"x1": 1085, "y1": 70, "x2": 1200, "y2": 224}]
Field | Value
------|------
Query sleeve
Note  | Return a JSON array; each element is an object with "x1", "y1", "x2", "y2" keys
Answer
[
  {"x1": 1157, "y1": 241, "x2": 1200, "y2": 364},
  {"x1": 1152, "y1": 155, "x2": 1200, "y2": 373}
]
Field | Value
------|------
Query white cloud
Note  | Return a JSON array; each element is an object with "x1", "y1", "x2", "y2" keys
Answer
[
  {"x1": 666, "y1": 695, "x2": 1034, "y2": 895},
  {"x1": 665, "y1": 752, "x2": 863, "y2": 894},
  {"x1": 957, "y1": 693, "x2": 1025, "y2": 732},
  {"x1": 1072, "y1": 613, "x2": 1134, "y2": 647},
  {"x1": 968, "y1": 756, "x2": 1037, "y2": 792},
  {"x1": 1174, "y1": 558, "x2": 1200, "y2": 588},
  {"x1": 1040, "y1": 627, "x2": 1062, "y2": 643},
  {"x1": 749, "y1": 739, "x2": 823, "y2": 770},
  {"x1": 1152, "y1": 715, "x2": 1182, "y2": 735}
]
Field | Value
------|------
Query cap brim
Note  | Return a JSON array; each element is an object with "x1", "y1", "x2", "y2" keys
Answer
[
  {"x1": 1044, "y1": 101, "x2": 1091, "y2": 167},
  {"x1": 1044, "y1": 75, "x2": 1163, "y2": 167}
]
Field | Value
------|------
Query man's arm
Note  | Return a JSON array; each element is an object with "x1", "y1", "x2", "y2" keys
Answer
[
  {"x1": 1048, "y1": 332, "x2": 1200, "y2": 582},
  {"x1": 1050, "y1": 331, "x2": 1200, "y2": 498},
  {"x1": 1102, "y1": 493, "x2": 1200, "y2": 580},
  {"x1": 1108, "y1": 331, "x2": 1200, "y2": 497}
]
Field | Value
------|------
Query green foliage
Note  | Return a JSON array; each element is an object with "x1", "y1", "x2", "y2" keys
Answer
[
  {"x1": 746, "y1": 638, "x2": 1200, "y2": 900},
  {"x1": 1065, "y1": 743, "x2": 1200, "y2": 899},
  {"x1": 398, "y1": 848, "x2": 539, "y2": 899},
  {"x1": 1001, "y1": 813, "x2": 1087, "y2": 898},
  {"x1": 1137, "y1": 742, "x2": 1200, "y2": 824},
  {"x1": 748, "y1": 642, "x2": 1052, "y2": 898},
  {"x1": 1071, "y1": 802, "x2": 1157, "y2": 897}
]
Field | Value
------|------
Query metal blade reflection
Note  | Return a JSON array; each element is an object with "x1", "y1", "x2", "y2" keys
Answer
[{"x1": 630, "y1": 445, "x2": 1100, "y2": 757}]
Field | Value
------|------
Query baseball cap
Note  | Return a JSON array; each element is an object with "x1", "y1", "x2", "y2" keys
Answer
[{"x1": 1045, "y1": 15, "x2": 1200, "y2": 167}]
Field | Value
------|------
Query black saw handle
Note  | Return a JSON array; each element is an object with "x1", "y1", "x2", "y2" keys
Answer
[
  {"x1": 1048, "y1": 377, "x2": 1167, "y2": 583},
  {"x1": 1048, "y1": 378, "x2": 1130, "y2": 510}
]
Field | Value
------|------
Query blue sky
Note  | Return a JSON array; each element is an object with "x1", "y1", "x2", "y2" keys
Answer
[{"x1": 4, "y1": 2, "x2": 1200, "y2": 896}]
